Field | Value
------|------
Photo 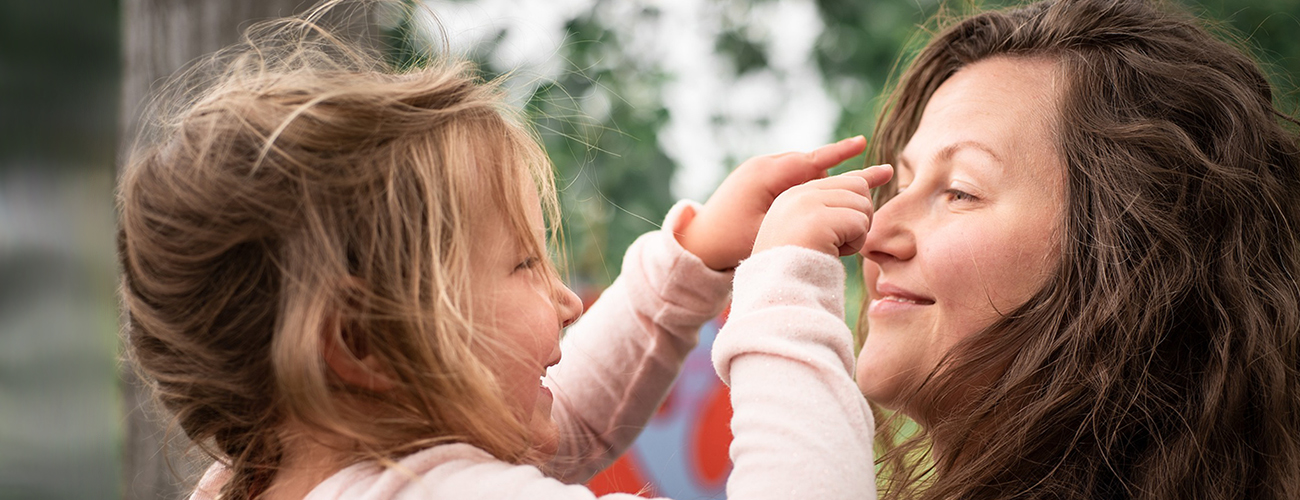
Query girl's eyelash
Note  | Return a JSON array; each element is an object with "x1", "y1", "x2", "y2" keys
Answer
[{"x1": 515, "y1": 257, "x2": 539, "y2": 272}]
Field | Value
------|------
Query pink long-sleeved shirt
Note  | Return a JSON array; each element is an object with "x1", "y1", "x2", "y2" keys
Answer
[{"x1": 191, "y1": 202, "x2": 876, "y2": 499}]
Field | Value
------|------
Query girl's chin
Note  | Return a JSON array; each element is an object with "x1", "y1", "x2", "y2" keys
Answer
[
  {"x1": 527, "y1": 393, "x2": 559, "y2": 458},
  {"x1": 529, "y1": 418, "x2": 559, "y2": 457}
]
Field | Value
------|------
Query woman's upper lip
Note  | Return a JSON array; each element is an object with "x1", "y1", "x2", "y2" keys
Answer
[{"x1": 874, "y1": 282, "x2": 935, "y2": 304}]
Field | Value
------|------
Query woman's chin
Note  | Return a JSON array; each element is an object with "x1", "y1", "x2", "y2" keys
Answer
[
  {"x1": 855, "y1": 355, "x2": 906, "y2": 408},
  {"x1": 858, "y1": 385, "x2": 902, "y2": 411}
]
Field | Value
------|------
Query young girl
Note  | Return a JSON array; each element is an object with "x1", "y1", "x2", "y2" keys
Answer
[
  {"x1": 116, "y1": 5, "x2": 889, "y2": 499},
  {"x1": 731, "y1": 0, "x2": 1300, "y2": 499}
]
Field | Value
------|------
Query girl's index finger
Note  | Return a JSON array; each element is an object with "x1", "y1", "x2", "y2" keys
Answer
[
  {"x1": 841, "y1": 164, "x2": 894, "y2": 189},
  {"x1": 805, "y1": 135, "x2": 868, "y2": 171}
]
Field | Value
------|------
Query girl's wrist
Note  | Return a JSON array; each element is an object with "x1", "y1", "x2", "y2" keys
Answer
[{"x1": 674, "y1": 205, "x2": 740, "y2": 271}]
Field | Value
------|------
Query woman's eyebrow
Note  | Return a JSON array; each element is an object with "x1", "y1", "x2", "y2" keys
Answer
[
  {"x1": 899, "y1": 140, "x2": 1004, "y2": 175},
  {"x1": 897, "y1": 140, "x2": 1003, "y2": 177},
  {"x1": 938, "y1": 140, "x2": 1002, "y2": 166},
  {"x1": 899, "y1": 138, "x2": 998, "y2": 165}
]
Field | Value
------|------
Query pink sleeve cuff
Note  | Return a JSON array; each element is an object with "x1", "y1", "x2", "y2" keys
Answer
[{"x1": 712, "y1": 245, "x2": 854, "y2": 385}]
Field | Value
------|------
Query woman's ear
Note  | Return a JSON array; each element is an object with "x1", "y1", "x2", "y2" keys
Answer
[{"x1": 321, "y1": 320, "x2": 396, "y2": 392}]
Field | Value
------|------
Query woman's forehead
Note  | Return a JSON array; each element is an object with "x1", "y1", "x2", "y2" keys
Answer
[{"x1": 905, "y1": 59, "x2": 1062, "y2": 164}]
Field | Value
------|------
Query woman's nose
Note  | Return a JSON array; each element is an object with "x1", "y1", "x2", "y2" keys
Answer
[{"x1": 860, "y1": 193, "x2": 917, "y2": 264}]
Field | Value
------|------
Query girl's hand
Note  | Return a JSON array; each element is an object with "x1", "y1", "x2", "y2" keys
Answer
[
  {"x1": 753, "y1": 165, "x2": 894, "y2": 257},
  {"x1": 678, "y1": 136, "x2": 869, "y2": 270}
]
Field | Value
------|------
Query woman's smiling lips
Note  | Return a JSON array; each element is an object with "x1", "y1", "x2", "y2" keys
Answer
[{"x1": 868, "y1": 282, "x2": 936, "y2": 315}]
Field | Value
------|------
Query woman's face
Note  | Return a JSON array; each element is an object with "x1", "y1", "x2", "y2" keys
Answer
[{"x1": 856, "y1": 56, "x2": 1065, "y2": 418}]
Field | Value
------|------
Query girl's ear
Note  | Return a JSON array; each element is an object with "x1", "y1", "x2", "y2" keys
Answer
[{"x1": 322, "y1": 321, "x2": 396, "y2": 392}]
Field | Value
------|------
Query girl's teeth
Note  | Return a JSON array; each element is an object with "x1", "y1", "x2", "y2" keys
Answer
[{"x1": 884, "y1": 296, "x2": 921, "y2": 304}]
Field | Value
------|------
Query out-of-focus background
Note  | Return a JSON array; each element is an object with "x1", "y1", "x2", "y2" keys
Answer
[{"x1": 0, "y1": 0, "x2": 1295, "y2": 498}]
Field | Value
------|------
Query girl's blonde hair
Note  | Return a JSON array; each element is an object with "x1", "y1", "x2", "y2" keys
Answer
[{"x1": 117, "y1": 3, "x2": 562, "y2": 497}]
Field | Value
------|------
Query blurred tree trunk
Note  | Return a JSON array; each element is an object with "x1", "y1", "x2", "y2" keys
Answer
[{"x1": 118, "y1": 1, "x2": 375, "y2": 498}]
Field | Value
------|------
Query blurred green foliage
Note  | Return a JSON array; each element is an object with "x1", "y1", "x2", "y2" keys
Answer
[
  {"x1": 529, "y1": 13, "x2": 679, "y2": 286},
  {"x1": 1188, "y1": 0, "x2": 1300, "y2": 112},
  {"x1": 0, "y1": 0, "x2": 120, "y2": 170}
]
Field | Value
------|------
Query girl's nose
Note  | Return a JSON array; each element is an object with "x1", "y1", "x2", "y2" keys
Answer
[
  {"x1": 860, "y1": 192, "x2": 918, "y2": 264},
  {"x1": 555, "y1": 282, "x2": 583, "y2": 328}
]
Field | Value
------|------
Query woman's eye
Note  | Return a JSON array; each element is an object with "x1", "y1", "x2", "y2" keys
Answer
[{"x1": 945, "y1": 189, "x2": 979, "y2": 203}]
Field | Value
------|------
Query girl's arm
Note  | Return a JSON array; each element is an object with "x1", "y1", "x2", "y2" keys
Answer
[
  {"x1": 713, "y1": 246, "x2": 877, "y2": 499},
  {"x1": 542, "y1": 138, "x2": 875, "y2": 483},
  {"x1": 543, "y1": 200, "x2": 732, "y2": 482},
  {"x1": 715, "y1": 166, "x2": 893, "y2": 500},
  {"x1": 544, "y1": 238, "x2": 879, "y2": 499}
]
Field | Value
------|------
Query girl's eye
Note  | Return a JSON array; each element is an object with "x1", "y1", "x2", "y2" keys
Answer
[{"x1": 514, "y1": 257, "x2": 539, "y2": 272}]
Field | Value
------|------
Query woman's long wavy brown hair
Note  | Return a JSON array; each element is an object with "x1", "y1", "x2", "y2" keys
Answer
[
  {"x1": 117, "y1": 2, "x2": 563, "y2": 498},
  {"x1": 864, "y1": 0, "x2": 1300, "y2": 498}
]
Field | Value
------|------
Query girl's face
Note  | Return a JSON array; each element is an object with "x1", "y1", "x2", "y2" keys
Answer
[
  {"x1": 468, "y1": 184, "x2": 582, "y2": 457},
  {"x1": 857, "y1": 56, "x2": 1065, "y2": 418}
]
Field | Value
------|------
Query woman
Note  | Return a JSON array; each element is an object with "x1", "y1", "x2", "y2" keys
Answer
[{"x1": 855, "y1": 0, "x2": 1300, "y2": 498}]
